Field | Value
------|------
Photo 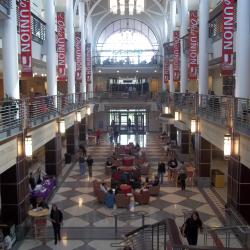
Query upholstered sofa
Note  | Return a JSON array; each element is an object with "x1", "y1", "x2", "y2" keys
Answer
[
  {"x1": 115, "y1": 194, "x2": 131, "y2": 209},
  {"x1": 133, "y1": 190, "x2": 150, "y2": 205}
]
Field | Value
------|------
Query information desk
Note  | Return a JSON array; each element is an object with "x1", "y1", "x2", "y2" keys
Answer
[{"x1": 28, "y1": 208, "x2": 49, "y2": 241}]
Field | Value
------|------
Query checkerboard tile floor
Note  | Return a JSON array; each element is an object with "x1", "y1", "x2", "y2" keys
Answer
[{"x1": 15, "y1": 133, "x2": 240, "y2": 250}]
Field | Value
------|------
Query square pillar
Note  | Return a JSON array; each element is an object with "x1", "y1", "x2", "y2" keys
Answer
[
  {"x1": 228, "y1": 155, "x2": 250, "y2": 224},
  {"x1": 66, "y1": 122, "x2": 79, "y2": 155},
  {"x1": 195, "y1": 134, "x2": 212, "y2": 187},
  {"x1": 45, "y1": 133, "x2": 62, "y2": 177},
  {"x1": 0, "y1": 137, "x2": 29, "y2": 225},
  {"x1": 181, "y1": 130, "x2": 190, "y2": 154}
]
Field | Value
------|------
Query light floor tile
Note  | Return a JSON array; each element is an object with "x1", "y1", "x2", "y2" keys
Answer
[
  {"x1": 62, "y1": 217, "x2": 90, "y2": 227},
  {"x1": 51, "y1": 194, "x2": 67, "y2": 203},
  {"x1": 196, "y1": 204, "x2": 215, "y2": 216},
  {"x1": 160, "y1": 194, "x2": 187, "y2": 204},
  {"x1": 18, "y1": 239, "x2": 42, "y2": 250},
  {"x1": 64, "y1": 205, "x2": 92, "y2": 216}
]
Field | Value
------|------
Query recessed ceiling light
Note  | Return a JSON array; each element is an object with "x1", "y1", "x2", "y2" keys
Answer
[
  {"x1": 117, "y1": 70, "x2": 119, "y2": 73},
  {"x1": 136, "y1": 70, "x2": 139, "y2": 73},
  {"x1": 154, "y1": 70, "x2": 157, "y2": 73},
  {"x1": 98, "y1": 70, "x2": 102, "y2": 73}
]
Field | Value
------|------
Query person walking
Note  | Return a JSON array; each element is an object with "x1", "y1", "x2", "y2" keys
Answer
[
  {"x1": 87, "y1": 155, "x2": 94, "y2": 178},
  {"x1": 50, "y1": 204, "x2": 63, "y2": 245},
  {"x1": 79, "y1": 152, "x2": 86, "y2": 176},
  {"x1": 157, "y1": 160, "x2": 166, "y2": 184},
  {"x1": 182, "y1": 211, "x2": 203, "y2": 245}
]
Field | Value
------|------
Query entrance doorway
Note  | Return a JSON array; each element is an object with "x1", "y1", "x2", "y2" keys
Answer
[{"x1": 109, "y1": 109, "x2": 148, "y2": 133}]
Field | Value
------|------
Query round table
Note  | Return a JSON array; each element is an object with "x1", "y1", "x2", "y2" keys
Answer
[
  {"x1": 120, "y1": 184, "x2": 132, "y2": 194},
  {"x1": 28, "y1": 208, "x2": 49, "y2": 241}
]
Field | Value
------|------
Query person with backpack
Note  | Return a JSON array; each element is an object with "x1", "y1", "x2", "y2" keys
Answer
[{"x1": 87, "y1": 155, "x2": 94, "y2": 178}]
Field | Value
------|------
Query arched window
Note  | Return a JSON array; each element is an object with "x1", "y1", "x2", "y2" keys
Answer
[{"x1": 96, "y1": 19, "x2": 159, "y2": 65}]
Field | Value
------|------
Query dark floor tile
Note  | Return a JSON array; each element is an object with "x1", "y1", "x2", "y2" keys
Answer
[
  {"x1": 149, "y1": 199, "x2": 172, "y2": 210},
  {"x1": 80, "y1": 211, "x2": 107, "y2": 225},
  {"x1": 178, "y1": 199, "x2": 205, "y2": 210}
]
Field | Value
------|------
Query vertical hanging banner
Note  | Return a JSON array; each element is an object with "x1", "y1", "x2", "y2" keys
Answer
[
  {"x1": 19, "y1": 0, "x2": 32, "y2": 76},
  {"x1": 163, "y1": 43, "x2": 169, "y2": 83},
  {"x1": 189, "y1": 10, "x2": 199, "y2": 80},
  {"x1": 75, "y1": 32, "x2": 82, "y2": 81},
  {"x1": 57, "y1": 12, "x2": 66, "y2": 81},
  {"x1": 173, "y1": 31, "x2": 180, "y2": 81},
  {"x1": 221, "y1": 0, "x2": 234, "y2": 75},
  {"x1": 86, "y1": 43, "x2": 92, "y2": 85}
]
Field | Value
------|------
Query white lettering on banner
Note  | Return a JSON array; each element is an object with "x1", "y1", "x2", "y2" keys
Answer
[
  {"x1": 75, "y1": 32, "x2": 82, "y2": 81},
  {"x1": 222, "y1": 0, "x2": 234, "y2": 75},
  {"x1": 57, "y1": 12, "x2": 66, "y2": 81},
  {"x1": 173, "y1": 31, "x2": 180, "y2": 81},
  {"x1": 19, "y1": 0, "x2": 32, "y2": 76},
  {"x1": 188, "y1": 10, "x2": 198, "y2": 80},
  {"x1": 86, "y1": 43, "x2": 92, "y2": 85}
]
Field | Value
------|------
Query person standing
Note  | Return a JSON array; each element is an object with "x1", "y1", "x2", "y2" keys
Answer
[
  {"x1": 183, "y1": 211, "x2": 203, "y2": 245},
  {"x1": 87, "y1": 155, "x2": 94, "y2": 178},
  {"x1": 127, "y1": 118, "x2": 131, "y2": 131},
  {"x1": 157, "y1": 160, "x2": 166, "y2": 184},
  {"x1": 79, "y1": 152, "x2": 86, "y2": 176},
  {"x1": 179, "y1": 169, "x2": 187, "y2": 191},
  {"x1": 50, "y1": 204, "x2": 63, "y2": 245},
  {"x1": 96, "y1": 129, "x2": 101, "y2": 144}
]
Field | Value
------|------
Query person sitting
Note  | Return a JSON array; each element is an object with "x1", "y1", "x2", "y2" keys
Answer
[
  {"x1": 37, "y1": 168, "x2": 46, "y2": 185},
  {"x1": 29, "y1": 172, "x2": 36, "y2": 191},
  {"x1": 152, "y1": 176, "x2": 160, "y2": 186},
  {"x1": 100, "y1": 183, "x2": 108, "y2": 193},
  {"x1": 36, "y1": 197, "x2": 49, "y2": 209},
  {"x1": 105, "y1": 189, "x2": 115, "y2": 208},
  {"x1": 168, "y1": 157, "x2": 178, "y2": 169}
]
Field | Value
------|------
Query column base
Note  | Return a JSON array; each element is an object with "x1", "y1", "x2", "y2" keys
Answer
[{"x1": 196, "y1": 177, "x2": 211, "y2": 188}]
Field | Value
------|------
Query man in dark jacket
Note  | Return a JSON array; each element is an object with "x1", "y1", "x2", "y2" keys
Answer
[
  {"x1": 157, "y1": 160, "x2": 166, "y2": 184},
  {"x1": 50, "y1": 204, "x2": 63, "y2": 245}
]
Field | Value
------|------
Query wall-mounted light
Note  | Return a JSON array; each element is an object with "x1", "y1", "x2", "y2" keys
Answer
[
  {"x1": 233, "y1": 137, "x2": 239, "y2": 156},
  {"x1": 164, "y1": 106, "x2": 170, "y2": 114},
  {"x1": 59, "y1": 119, "x2": 66, "y2": 134},
  {"x1": 175, "y1": 111, "x2": 180, "y2": 121},
  {"x1": 191, "y1": 119, "x2": 198, "y2": 133},
  {"x1": 224, "y1": 134, "x2": 232, "y2": 159},
  {"x1": 87, "y1": 107, "x2": 91, "y2": 116},
  {"x1": 25, "y1": 136, "x2": 32, "y2": 158},
  {"x1": 76, "y1": 111, "x2": 81, "y2": 122}
]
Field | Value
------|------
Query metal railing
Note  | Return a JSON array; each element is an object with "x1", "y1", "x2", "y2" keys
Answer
[
  {"x1": 170, "y1": 93, "x2": 197, "y2": 114},
  {"x1": 0, "y1": 0, "x2": 11, "y2": 14}
]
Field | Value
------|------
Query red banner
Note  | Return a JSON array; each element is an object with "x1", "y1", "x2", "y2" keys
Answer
[
  {"x1": 75, "y1": 32, "x2": 82, "y2": 81},
  {"x1": 19, "y1": 0, "x2": 32, "y2": 76},
  {"x1": 173, "y1": 31, "x2": 180, "y2": 81},
  {"x1": 57, "y1": 12, "x2": 66, "y2": 81},
  {"x1": 163, "y1": 43, "x2": 169, "y2": 83},
  {"x1": 221, "y1": 0, "x2": 234, "y2": 75},
  {"x1": 189, "y1": 10, "x2": 199, "y2": 80},
  {"x1": 86, "y1": 43, "x2": 92, "y2": 85}
]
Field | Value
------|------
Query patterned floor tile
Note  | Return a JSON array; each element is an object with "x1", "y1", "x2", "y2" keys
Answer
[
  {"x1": 64, "y1": 205, "x2": 93, "y2": 216},
  {"x1": 163, "y1": 204, "x2": 192, "y2": 217},
  {"x1": 160, "y1": 194, "x2": 187, "y2": 203}
]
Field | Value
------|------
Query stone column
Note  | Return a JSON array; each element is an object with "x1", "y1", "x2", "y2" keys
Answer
[
  {"x1": 45, "y1": 133, "x2": 62, "y2": 177},
  {"x1": 45, "y1": 0, "x2": 57, "y2": 96},
  {"x1": 66, "y1": 122, "x2": 79, "y2": 155},
  {"x1": 235, "y1": 0, "x2": 250, "y2": 98},
  {"x1": 198, "y1": 0, "x2": 209, "y2": 95},
  {"x1": 195, "y1": 134, "x2": 211, "y2": 187},
  {"x1": 2, "y1": 0, "x2": 19, "y2": 99}
]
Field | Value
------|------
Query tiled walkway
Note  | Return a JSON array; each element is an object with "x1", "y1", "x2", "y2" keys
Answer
[{"x1": 15, "y1": 133, "x2": 236, "y2": 250}]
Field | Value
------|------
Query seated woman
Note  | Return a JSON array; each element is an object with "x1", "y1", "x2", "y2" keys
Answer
[
  {"x1": 37, "y1": 168, "x2": 46, "y2": 185},
  {"x1": 105, "y1": 189, "x2": 115, "y2": 208}
]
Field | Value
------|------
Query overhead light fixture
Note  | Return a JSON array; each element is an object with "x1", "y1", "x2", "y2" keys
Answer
[
  {"x1": 76, "y1": 111, "x2": 81, "y2": 122},
  {"x1": 25, "y1": 136, "x2": 32, "y2": 158},
  {"x1": 136, "y1": 70, "x2": 139, "y2": 73},
  {"x1": 154, "y1": 70, "x2": 157, "y2": 73},
  {"x1": 117, "y1": 70, "x2": 120, "y2": 73},
  {"x1": 120, "y1": 0, "x2": 125, "y2": 15},
  {"x1": 224, "y1": 134, "x2": 232, "y2": 159},
  {"x1": 59, "y1": 118, "x2": 66, "y2": 134},
  {"x1": 98, "y1": 70, "x2": 102, "y2": 73},
  {"x1": 129, "y1": 0, "x2": 134, "y2": 15},
  {"x1": 175, "y1": 111, "x2": 180, "y2": 121},
  {"x1": 110, "y1": 0, "x2": 118, "y2": 14}
]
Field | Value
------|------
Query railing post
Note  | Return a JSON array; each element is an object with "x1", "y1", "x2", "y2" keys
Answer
[{"x1": 114, "y1": 214, "x2": 118, "y2": 234}]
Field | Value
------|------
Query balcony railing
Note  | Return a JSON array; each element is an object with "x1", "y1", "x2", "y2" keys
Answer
[
  {"x1": 93, "y1": 54, "x2": 162, "y2": 67},
  {"x1": 235, "y1": 98, "x2": 250, "y2": 135},
  {"x1": 0, "y1": 0, "x2": 12, "y2": 14}
]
